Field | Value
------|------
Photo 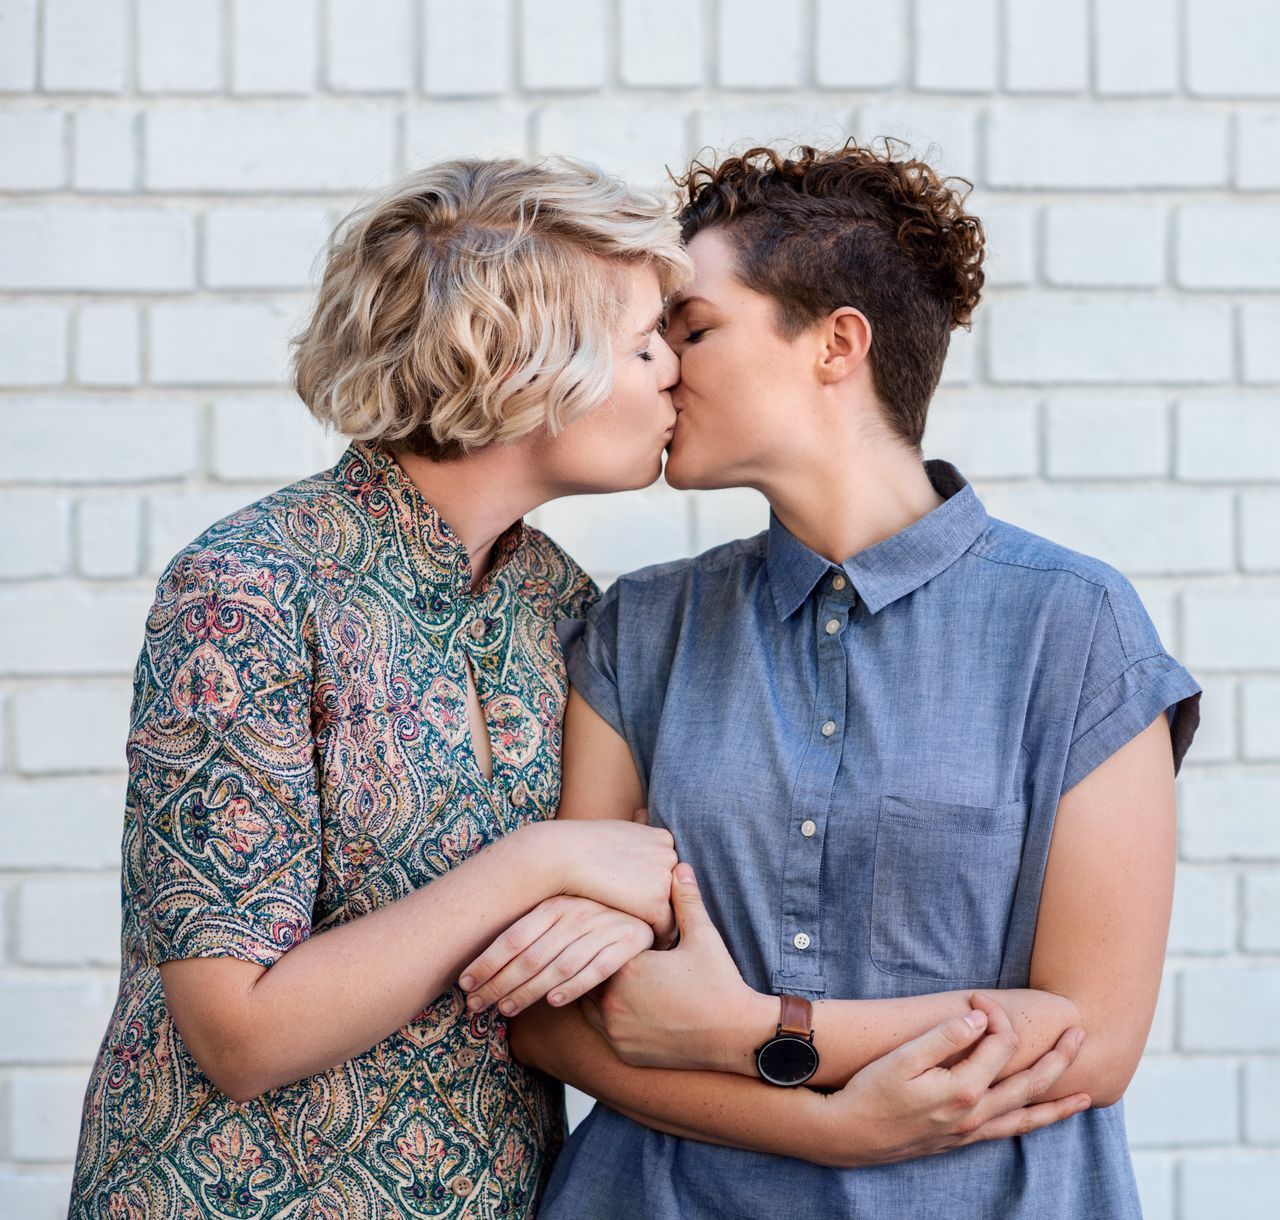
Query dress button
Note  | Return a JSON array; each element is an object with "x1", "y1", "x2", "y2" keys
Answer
[
  {"x1": 821, "y1": 720, "x2": 836, "y2": 737},
  {"x1": 450, "y1": 1176, "x2": 475, "y2": 1197},
  {"x1": 824, "y1": 618, "x2": 840, "y2": 635},
  {"x1": 800, "y1": 819, "x2": 817, "y2": 838},
  {"x1": 510, "y1": 784, "x2": 528, "y2": 808},
  {"x1": 469, "y1": 618, "x2": 486, "y2": 640},
  {"x1": 832, "y1": 574, "x2": 847, "y2": 591},
  {"x1": 793, "y1": 932, "x2": 811, "y2": 950}
]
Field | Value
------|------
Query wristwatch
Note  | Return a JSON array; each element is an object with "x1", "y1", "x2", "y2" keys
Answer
[{"x1": 755, "y1": 993, "x2": 819, "y2": 1087}]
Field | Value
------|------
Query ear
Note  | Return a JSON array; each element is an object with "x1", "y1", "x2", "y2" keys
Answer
[{"x1": 816, "y1": 307, "x2": 872, "y2": 386}]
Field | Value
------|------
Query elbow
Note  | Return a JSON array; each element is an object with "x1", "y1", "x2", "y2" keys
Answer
[{"x1": 179, "y1": 1025, "x2": 272, "y2": 1102}]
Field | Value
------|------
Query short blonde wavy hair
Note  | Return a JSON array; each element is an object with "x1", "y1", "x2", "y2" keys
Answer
[{"x1": 291, "y1": 157, "x2": 692, "y2": 459}]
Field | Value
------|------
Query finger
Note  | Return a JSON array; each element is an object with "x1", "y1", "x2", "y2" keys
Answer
[
  {"x1": 960, "y1": 1093, "x2": 1091, "y2": 1144},
  {"x1": 940, "y1": 994, "x2": 1020, "y2": 1099},
  {"x1": 494, "y1": 931, "x2": 614, "y2": 1017},
  {"x1": 966, "y1": 1026, "x2": 1087, "y2": 1128},
  {"x1": 459, "y1": 903, "x2": 560, "y2": 994},
  {"x1": 468, "y1": 918, "x2": 596, "y2": 1011},
  {"x1": 580, "y1": 992, "x2": 605, "y2": 1034},
  {"x1": 891, "y1": 1010, "x2": 991, "y2": 1079},
  {"x1": 671, "y1": 863, "x2": 711, "y2": 942}
]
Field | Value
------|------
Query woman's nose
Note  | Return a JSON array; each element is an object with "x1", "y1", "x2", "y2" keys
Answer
[{"x1": 655, "y1": 332, "x2": 680, "y2": 392}]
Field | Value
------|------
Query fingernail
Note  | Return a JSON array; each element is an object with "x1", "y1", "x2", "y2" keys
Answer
[
  {"x1": 499, "y1": 1000, "x2": 516, "y2": 1015},
  {"x1": 467, "y1": 996, "x2": 483, "y2": 1011},
  {"x1": 964, "y1": 1010, "x2": 986, "y2": 1029},
  {"x1": 1075, "y1": 1097, "x2": 1090, "y2": 1113},
  {"x1": 675, "y1": 864, "x2": 695, "y2": 885},
  {"x1": 459, "y1": 975, "x2": 474, "y2": 991},
  {"x1": 549, "y1": 992, "x2": 563, "y2": 1006}
]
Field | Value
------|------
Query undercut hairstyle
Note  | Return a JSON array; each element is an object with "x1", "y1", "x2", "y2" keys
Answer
[
  {"x1": 674, "y1": 139, "x2": 985, "y2": 448},
  {"x1": 292, "y1": 157, "x2": 691, "y2": 460}
]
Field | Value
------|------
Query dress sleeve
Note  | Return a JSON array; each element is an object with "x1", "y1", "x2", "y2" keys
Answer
[
  {"x1": 127, "y1": 542, "x2": 321, "y2": 969},
  {"x1": 1058, "y1": 577, "x2": 1202, "y2": 800}
]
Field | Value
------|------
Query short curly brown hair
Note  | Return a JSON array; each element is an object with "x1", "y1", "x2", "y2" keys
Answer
[{"x1": 674, "y1": 139, "x2": 985, "y2": 448}]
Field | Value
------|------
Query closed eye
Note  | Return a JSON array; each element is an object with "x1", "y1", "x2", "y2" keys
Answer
[{"x1": 683, "y1": 328, "x2": 708, "y2": 344}]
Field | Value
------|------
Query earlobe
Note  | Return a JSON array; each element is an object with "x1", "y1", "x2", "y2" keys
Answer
[{"x1": 818, "y1": 308, "x2": 872, "y2": 385}]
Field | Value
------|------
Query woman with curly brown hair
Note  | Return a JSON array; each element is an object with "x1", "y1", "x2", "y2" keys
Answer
[{"x1": 467, "y1": 141, "x2": 1200, "y2": 1217}]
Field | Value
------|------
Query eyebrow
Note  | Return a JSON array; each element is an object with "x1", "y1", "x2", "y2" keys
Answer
[
  {"x1": 668, "y1": 294, "x2": 714, "y2": 313},
  {"x1": 635, "y1": 309, "x2": 666, "y2": 341}
]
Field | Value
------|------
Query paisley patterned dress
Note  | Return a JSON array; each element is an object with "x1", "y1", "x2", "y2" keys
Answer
[{"x1": 68, "y1": 440, "x2": 598, "y2": 1219}]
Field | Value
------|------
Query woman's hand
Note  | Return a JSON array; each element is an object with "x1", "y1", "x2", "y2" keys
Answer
[{"x1": 458, "y1": 896, "x2": 654, "y2": 1017}]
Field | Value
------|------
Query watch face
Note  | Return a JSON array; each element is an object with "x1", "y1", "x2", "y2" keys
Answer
[{"x1": 756, "y1": 1034, "x2": 819, "y2": 1087}]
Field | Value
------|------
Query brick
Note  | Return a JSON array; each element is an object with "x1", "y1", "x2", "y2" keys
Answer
[
  {"x1": 12, "y1": 680, "x2": 131, "y2": 775},
  {"x1": 691, "y1": 488, "x2": 771, "y2": 553},
  {"x1": 0, "y1": 0, "x2": 37, "y2": 91},
  {"x1": 0, "y1": 206, "x2": 193, "y2": 293},
  {"x1": 76, "y1": 495, "x2": 143, "y2": 579},
  {"x1": 938, "y1": 323, "x2": 975, "y2": 387},
  {"x1": 535, "y1": 101, "x2": 688, "y2": 187},
  {"x1": 1176, "y1": 399, "x2": 1280, "y2": 481},
  {"x1": 406, "y1": 102, "x2": 529, "y2": 162},
  {"x1": 1095, "y1": 0, "x2": 1178, "y2": 95},
  {"x1": 1144, "y1": 969, "x2": 1175, "y2": 1052},
  {"x1": 71, "y1": 105, "x2": 136, "y2": 192},
  {"x1": 5, "y1": 1068, "x2": 91, "y2": 1162},
  {"x1": 1241, "y1": 493, "x2": 1280, "y2": 572},
  {"x1": 147, "y1": 490, "x2": 267, "y2": 575},
  {"x1": 136, "y1": 0, "x2": 221, "y2": 94},
  {"x1": 1187, "y1": 0, "x2": 1280, "y2": 97},
  {"x1": 148, "y1": 300, "x2": 303, "y2": 387},
  {"x1": 695, "y1": 104, "x2": 848, "y2": 159},
  {"x1": 1244, "y1": 1059, "x2": 1280, "y2": 1142},
  {"x1": 211, "y1": 396, "x2": 336, "y2": 482},
  {"x1": 815, "y1": 0, "x2": 904, "y2": 89},
  {"x1": 1183, "y1": 967, "x2": 1280, "y2": 1051},
  {"x1": 620, "y1": 0, "x2": 706, "y2": 88},
  {"x1": 913, "y1": 0, "x2": 996, "y2": 91},
  {"x1": 423, "y1": 0, "x2": 510, "y2": 96},
  {"x1": 0, "y1": 588, "x2": 150, "y2": 677},
  {"x1": 145, "y1": 103, "x2": 395, "y2": 192},
  {"x1": 17, "y1": 879, "x2": 120, "y2": 967},
  {"x1": 1185, "y1": 586, "x2": 1280, "y2": 671},
  {"x1": 987, "y1": 106, "x2": 1227, "y2": 189},
  {"x1": 203, "y1": 207, "x2": 330, "y2": 290},
  {"x1": 1180, "y1": 773, "x2": 1280, "y2": 859},
  {"x1": 1167, "y1": 865, "x2": 1235, "y2": 955},
  {"x1": 0, "y1": 1171, "x2": 75, "y2": 1219},
  {"x1": 855, "y1": 102, "x2": 978, "y2": 181},
  {"x1": 41, "y1": 0, "x2": 126, "y2": 93},
  {"x1": 0, "y1": 972, "x2": 116, "y2": 1063},
  {"x1": 1242, "y1": 679, "x2": 1280, "y2": 760},
  {"x1": 1003, "y1": 0, "x2": 1087, "y2": 93},
  {"x1": 0, "y1": 109, "x2": 64, "y2": 190},
  {"x1": 1131, "y1": 1152, "x2": 1175, "y2": 1220},
  {"x1": 988, "y1": 297, "x2": 1232, "y2": 385},
  {"x1": 976, "y1": 201, "x2": 1035, "y2": 288},
  {"x1": 1243, "y1": 871, "x2": 1280, "y2": 951},
  {"x1": 717, "y1": 0, "x2": 804, "y2": 89},
  {"x1": 1178, "y1": 204, "x2": 1280, "y2": 289},
  {"x1": 0, "y1": 305, "x2": 67, "y2": 386},
  {"x1": 0, "y1": 777, "x2": 125, "y2": 870},
  {"x1": 325, "y1": 0, "x2": 411, "y2": 92},
  {"x1": 231, "y1": 0, "x2": 316, "y2": 95},
  {"x1": 0, "y1": 492, "x2": 70, "y2": 578},
  {"x1": 1045, "y1": 394, "x2": 1169, "y2": 479},
  {"x1": 1242, "y1": 304, "x2": 1280, "y2": 383},
  {"x1": 976, "y1": 484, "x2": 1232, "y2": 576},
  {"x1": 535, "y1": 487, "x2": 692, "y2": 578},
  {"x1": 1044, "y1": 204, "x2": 1166, "y2": 288},
  {"x1": 1125, "y1": 1057, "x2": 1237, "y2": 1146},
  {"x1": 1238, "y1": 111, "x2": 1280, "y2": 189},
  {"x1": 922, "y1": 395, "x2": 1038, "y2": 479},
  {"x1": 74, "y1": 305, "x2": 140, "y2": 387},
  {"x1": 0, "y1": 399, "x2": 199, "y2": 486},
  {"x1": 1189, "y1": 676, "x2": 1236, "y2": 764},
  {"x1": 1180, "y1": 1155, "x2": 1280, "y2": 1219},
  {"x1": 1130, "y1": 580, "x2": 1178, "y2": 652},
  {"x1": 520, "y1": 0, "x2": 606, "y2": 91}
]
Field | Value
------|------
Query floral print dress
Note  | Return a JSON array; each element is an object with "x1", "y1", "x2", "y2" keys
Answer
[{"x1": 69, "y1": 441, "x2": 597, "y2": 1219}]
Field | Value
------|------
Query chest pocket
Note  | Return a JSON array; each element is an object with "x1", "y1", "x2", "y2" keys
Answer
[{"x1": 869, "y1": 793, "x2": 1027, "y2": 987}]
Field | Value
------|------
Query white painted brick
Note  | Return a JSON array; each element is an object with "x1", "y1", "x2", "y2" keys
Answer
[
  {"x1": 0, "y1": 777, "x2": 124, "y2": 870},
  {"x1": 231, "y1": 0, "x2": 316, "y2": 95},
  {"x1": 71, "y1": 106, "x2": 136, "y2": 192},
  {"x1": 1241, "y1": 493, "x2": 1280, "y2": 573},
  {"x1": 620, "y1": 0, "x2": 705, "y2": 88},
  {"x1": 0, "y1": 399, "x2": 199, "y2": 486},
  {"x1": 0, "y1": 0, "x2": 37, "y2": 92},
  {"x1": 1178, "y1": 204, "x2": 1280, "y2": 290},
  {"x1": 0, "y1": 972, "x2": 116, "y2": 1064},
  {"x1": 536, "y1": 487, "x2": 692, "y2": 578},
  {"x1": 0, "y1": 1170, "x2": 75, "y2": 1220},
  {"x1": 1003, "y1": 0, "x2": 1087, "y2": 93},
  {"x1": 1243, "y1": 1059, "x2": 1280, "y2": 1142},
  {"x1": 1242, "y1": 304, "x2": 1280, "y2": 383},
  {"x1": 855, "y1": 102, "x2": 978, "y2": 180},
  {"x1": 987, "y1": 106, "x2": 1228, "y2": 189},
  {"x1": 1130, "y1": 579, "x2": 1178, "y2": 654},
  {"x1": 535, "y1": 100, "x2": 688, "y2": 186},
  {"x1": 1144, "y1": 969, "x2": 1175, "y2": 1052},
  {"x1": 1238, "y1": 111, "x2": 1280, "y2": 189},
  {"x1": 1167, "y1": 865, "x2": 1236, "y2": 954},
  {"x1": 976, "y1": 484, "x2": 1232, "y2": 576},
  {"x1": 145, "y1": 104, "x2": 395, "y2": 192},
  {"x1": 717, "y1": 0, "x2": 804, "y2": 90},
  {"x1": 922, "y1": 395, "x2": 1038, "y2": 479},
  {"x1": 1244, "y1": 870, "x2": 1280, "y2": 951},
  {"x1": 12, "y1": 680, "x2": 131, "y2": 775},
  {"x1": 1096, "y1": 0, "x2": 1179, "y2": 96},
  {"x1": 1177, "y1": 399, "x2": 1280, "y2": 481},
  {"x1": 520, "y1": 0, "x2": 606, "y2": 91},
  {"x1": 1126, "y1": 1057, "x2": 1237, "y2": 1146},
  {"x1": 1187, "y1": 0, "x2": 1280, "y2": 97},
  {"x1": 1045, "y1": 394, "x2": 1169, "y2": 479},
  {"x1": 0, "y1": 305, "x2": 67, "y2": 387},
  {"x1": 988, "y1": 297, "x2": 1232, "y2": 385},
  {"x1": 0, "y1": 492, "x2": 70, "y2": 579},
  {"x1": 136, "y1": 0, "x2": 221, "y2": 94},
  {"x1": 1185, "y1": 586, "x2": 1280, "y2": 671},
  {"x1": 0, "y1": 206, "x2": 193, "y2": 293},
  {"x1": 148, "y1": 300, "x2": 303, "y2": 387},
  {"x1": 975, "y1": 201, "x2": 1035, "y2": 288},
  {"x1": 76, "y1": 495, "x2": 143, "y2": 579},
  {"x1": 211, "y1": 396, "x2": 335, "y2": 482},
  {"x1": 695, "y1": 104, "x2": 848, "y2": 158},
  {"x1": 1182, "y1": 966, "x2": 1280, "y2": 1051},
  {"x1": 0, "y1": 588, "x2": 149, "y2": 677},
  {"x1": 1191, "y1": 676, "x2": 1237, "y2": 764},
  {"x1": 691, "y1": 488, "x2": 771, "y2": 553},
  {"x1": 406, "y1": 102, "x2": 529, "y2": 162},
  {"x1": 203, "y1": 207, "x2": 329, "y2": 290},
  {"x1": 74, "y1": 305, "x2": 140, "y2": 388},
  {"x1": 1242, "y1": 679, "x2": 1280, "y2": 761},
  {"x1": 1180, "y1": 1155, "x2": 1280, "y2": 1219},
  {"x1": 41, "y1": 0, "x2": 126, "y2": 93},
  {"x1": 938, "y1": 323, "x2": 976, "y2": 388},
  {"x1": 815, "y1": 0, "x2": 904, "y2": 89},
  {"x1": 1180, "y1": 773, "x2": 1280, "y2": 860},
  {"x1": 5, "y1": 1069, "x2": 89, "y2": 1163},
  {"x1": 0, "y1": 109, "x2": 64, "y2": 190},
  {"x1": 913, "y1": 0, "x2": 996, "y2": 92},
  {"x1": 423, "y1": 0, "x2": 510, "y2": 96},
  {"x1": 325, "y1": 0, "x2": 411, "y2": 92},
  {"x1": 1131, "y1": 1152, "x2": 1175, "y2": 1220},
  {"x1": 17, "y1": 879, "x2": 120, "y2": 968},
  {"x1": 1045, "y1": 204, "x2": 1166, "y2": 288},
  {"x1": 147, "y1": 489, "x2": 266, "y2": 574}
]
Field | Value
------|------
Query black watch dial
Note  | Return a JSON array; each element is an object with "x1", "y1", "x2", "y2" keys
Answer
[{"x1": 756, "y1": 1034, "x2": 819, "y2": 1087}]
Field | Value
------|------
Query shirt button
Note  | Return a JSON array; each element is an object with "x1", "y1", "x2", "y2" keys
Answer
[
  {"x1": 793, "y1": 932, "x2": 811, "y2": 950},
  {"x1": 468, "y1": 619, "x2": 486, "y2": 640},
  {"x1": 821, "y1": 720, "x2": 836, "y2": 737},
  {"x1": 824, "y1": 618, "x2": 841, "y2": 635},
  {"x1": 800, "y1": 819, "x2": 817, "y2": 837},
  {"x1": 832, "y1": 574, "x2": 847, "y2": 591}
]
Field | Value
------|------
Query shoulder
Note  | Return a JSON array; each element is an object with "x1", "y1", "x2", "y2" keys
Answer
[
  {"x1": 602, "y1": 532, "x2": 767, "y2": 607},
  {"x1": 521, "y1": 525, "x2": 601, "y2": 617}
]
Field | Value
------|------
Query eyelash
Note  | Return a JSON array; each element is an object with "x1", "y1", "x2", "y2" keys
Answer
[
  {"x1": 684, "y1": 328, "x2": 707, "y2": 344},
  {"x1": 638, "y1": 350, "x2": 655, "y2": 362}
]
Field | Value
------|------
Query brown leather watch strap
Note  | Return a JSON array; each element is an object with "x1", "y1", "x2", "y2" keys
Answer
[{"x1": 778, "y1": 993, "x2": 813, "y2": 1037}]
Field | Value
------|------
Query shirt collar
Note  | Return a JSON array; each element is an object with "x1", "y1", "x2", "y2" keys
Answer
[{"x1": 767, "y1": 459, "x2": 988, "y2": 619}]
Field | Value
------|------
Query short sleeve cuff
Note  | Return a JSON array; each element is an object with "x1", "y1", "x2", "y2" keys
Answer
[
  {"x1": 564, "y1": 619, "x2": 627, "y2": 742},
  {"x1": 149, "y1": 902, "x2": 310, "y2": 969},
  {"x1": 1060, "y1": 653, "x2": 1202, "y2": 799}
]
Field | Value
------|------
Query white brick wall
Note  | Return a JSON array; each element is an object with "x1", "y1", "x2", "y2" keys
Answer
[{"x1": 1, "y1": 6, "x2": 1276, "y2": 1215}]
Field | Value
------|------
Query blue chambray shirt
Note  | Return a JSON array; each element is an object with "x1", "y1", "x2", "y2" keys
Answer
[{"x1": 541, "y1": 458, "x2": 1201, "y2": 1220}]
